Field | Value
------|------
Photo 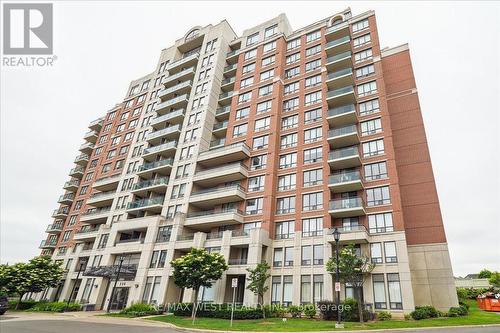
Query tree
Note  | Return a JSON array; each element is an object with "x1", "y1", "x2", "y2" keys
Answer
[
  {"x1": 488, "y1": 272, "x2": 500, "y2": 288},
  {"x1": 326, "y1": 243, "x2": 375, "y2": 323},
  {"x1": 170, "y1": 248, "x2": 228, "y2": 322},
  {"x1": 478, "y1": 269, "x2": 493, "y2": 279},
  {"x1": 0, "y1": 256, "x2": 64, "y2": 309},
  {"x1": 246, "y1": 261, "x2": 271, "y2": 318}
]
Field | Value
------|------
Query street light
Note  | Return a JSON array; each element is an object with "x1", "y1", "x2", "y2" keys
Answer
[
  {"x1": 107, "y1": 254, "x2": 125, "y2": 313},
  {"x1": 333, "y1": 227, "x2": 343, "y2": 329},
  {"x1": 67, "y1": 258, "x2": 87, "y2": 308}
]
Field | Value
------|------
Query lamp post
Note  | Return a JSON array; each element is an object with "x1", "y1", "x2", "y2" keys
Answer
[
  {"x1": 333, "y1": 227, "x2": 343, "y2": 329},
  {"x1": 67, "y1": 258, "x2": 87, "y2": 308},
  {"x1": 107, "y1": 254, "x2": 125, "y2": 313}
]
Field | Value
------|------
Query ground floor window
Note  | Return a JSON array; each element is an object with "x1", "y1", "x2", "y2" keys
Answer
[
  {"x1": 388, "y1": 273, "x2": 403, "y2": 309},
  {"x1": 142, "y1": 276, "x2": 162, "y2": 304},
  {"x1": 80, "y1": 278, "x2": 95, "y2": 303},
  {"x1": 373, "y1": 274, "x2": 387, "y2": 309}
]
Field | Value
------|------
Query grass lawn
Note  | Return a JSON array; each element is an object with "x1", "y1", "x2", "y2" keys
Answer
[{"x1": 147, "y1": 300, "x2": 500, "y2": 331}]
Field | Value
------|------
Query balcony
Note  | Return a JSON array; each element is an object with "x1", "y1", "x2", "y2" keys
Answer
[
  {"x1": 228, "y1": 258, "x2": 248, "y2": 266},
  {"x1": 93, "y1": 173, "x2": 121, "y2": 191},
  {"x1": 325, "y1": 21, "x2": 350, "y2": 41},
  {"x1": 126, "y1": 196, "x2": 164, "y2": 213},
  {"x1": 326, "y1": 51, "x2": 352, "y2": 72},
  {"x1": 79, "y1": 142, "x2": 95, "y2": 154},
  {"x1": 58, "y1": 193, "x2": 74, "y2": 205},
  {"x1": 221, "y1": 77, "x2": 235, "y2": 91},
  {"x1": 197, "y1": 142, "x2": 251, "y2": 167},
  {"x1": 80, "y1": 207, "x2": 111, "y2": 224},
  {"x1": 142, "y1": 140, "x2": 177, "y2": 162},
  {"x1": 52, "y1": 208, "x2": 68, "y2": 219},
  {"x1": 328, "y1": 146, "x2": 361, "y2": 169},
  {"x1": 193, "y1": 162, "x2": 248, "y2": 187},
  {"x1": 327, "y1": 86, "x2": 356, "y2": 107},
  {"x1": 327, "y1": 104, "x2": 357, "y2": 127},
  {"x1": 155, "y1": 94, "x2": 189, "y2": 114},
  {"x1": 86, "y1": 190, "x2": 116, "y2": 207},
  {"x1": 46, "y1": 223, "x2": 63, "y2": 234},
  {"x1": 145, "y1": 124, "x2": 182, "y2": 145},
  {"x1": 151, "y1": 109, "x2": 185, "y2": 129},
  {"x1": 328, "y1": 124, "x2": 359, "y2": 148},
  {"x1": 226, "y1": 49, "x2": 240, "y2": 63},
  {"x1": 136, "y1": 158, "x2": 174, "y2": 177},
  {"x1": 189, "y1": 184, "x2": 246, "y2": 208},
  {"x1": 326, "y1": 225, "x2": 369, "y2": 244},
  {"x1": 157, "y1": 81, "x2": 192, "y2": 102},
  {"x1": 163, "y1": 67, "x2": 195, "y2": 87},
  {"x1": 185, "y1": 208, "x2": 244, "y2": 230},
  {"x1": 74, "y1": 226, "x2": 100, "y2": 241},
  {"x1": 215, "y1": 105, "x2": 231, "y2": 120},
  {"x1": 213, "y1": 120, "x2": 228, "y2": 135},
  {"x1": 63, "y1": 179, "x2": 80, "y2": 192},
  {"x1": 39, "y1": 239, "x2": 57, "y2": 249},
  {"x1": 88, "y1": 117, "x2": 104, "y2": 131},
  {"x1": 74, "y1": 154, "x2": 89, "y2": 166},
  {"x1": 166, "y1": 52, "x2": 199, "y2": 73},
  {"x1": 326, "y1": 67, "x2": 354, "y2": 89},
  {"x1": 131, "y1": 177, "x2": 169, "y2": 196},
  {"x1": 325, "y1": 35, "x2": 351, "y2": 55},
  {"x1": 69, "y1": 165, "x2": 85, "y2": 178},
  {"x1": 223, "y1": 64, "x2": 237, "y2": 77},
  {"x1": 329, "y1": 197, "x2": 366, "y2": 218},
  {"x1": 218, "y1": 91, "x2": 234, "y2": 105},
  {"x1": 83, "y1": 130, "x2": 98, "y2": 143},
  {"x1": 328, "y1": 171, "x2": 364, "y2": 193}
]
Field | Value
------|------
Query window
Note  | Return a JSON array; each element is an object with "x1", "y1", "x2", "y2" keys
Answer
[
  {"x1": 283, "y1": 97, "x2": 299, "y2": 112},
  {"x1": 156, "y1": 226, "x2": 172, "y2": 242},
  {"x1": 304, "y1": 91, "x2": 322, "y2": 106},
  {"x1": 352, "y1": 19, "x2": 369, "y2": 33},
  {"x1": 302, "y1": 192, "x2": 323, "y2": 211},
  {"x1": 244, "y1": 48, "x2": 257, "y2": 60},
  {"x1": 358, "y1": 81, "x2": 377, "y2": 97},
  {"x1": 304, "y1": 127, "x2": 322, "y2": 143},
  {"x1": 286, "y1": 38, "x2": 301, "y2": 50},
  {"x1": 235, "y1": 107, "x2": 250, "y2": 120},
  {"x1": 303, "y1": 217, "x2": 323, "y2": 237},
  {"x1": 304, "y1": 147, "x2": 322, "y2": 163},
  {"x1": 363, "y1": 139, "x2": 385, "y2": 157},
  {"x1": 246, "y1": 33, "x2": 259, "y2": 46},
  {"x1": 243, "y1": 221, "x2": 261, "y2": 233},
  {"x1": 306, "y1": 44, "x2": 321, "y2": 57},
  {"x1": 242, "y1": 62, "x2": 256, "y2": 74},
  {"x1": 355, "y1": 48, "x2": 373, "y2": 63},
  {"x1": 313, "y1": 245, "x2": 323, "y2": 265},
  {"x1": 97, "y1": 234, "x2": 108, "y2": 249},
  {"x1": 366, "y1": 186, "x2": 391, "y2": 206},
  {"x1": 281, "y1": 115, "x2": 298, "y2": 129},
  {"x1": 361, "y1": 118, "x2": 382, "y2": 136},
  {"x1": 305, "y1": 59, "x2": 321, "y2": 72},
  {"x1": 305, "y1": 74, "x2": 321, "y2": 88},
  {"x1": 246, "y1": 197, "x2": 263, "y2": 215},
  {"x1": 356, "y1": 64, "x2": 375, "y2": 78},
  {"x1": 149, "y1": 251, "x2": 159, "y2": 268},
  {"x1": 62, "y1": 230, "x2": 71, "y2": 242},
  {"x1": 240, "y1": 76, "x2": 254, "y2": 88},
  {"x1": 343, "y1": 217, "x2": 359, "y2": 230},
  {"x1": 373, "y1": 274, "x2": 387, "y2": 309},
  {"x1": 257, "y1": 100, "x2": 272, "y2": 114},
  {"x1": 371, "y1": 243, "x2": 383, "y2": 263},
  {"x1": 303, "y1": 168, "x2": 322, "y2": 186},
  {"x1": 253, "y1": 135, "x2": 269, "y2": 149},
  {"x1": 271, "y1": 276, "x2": 281, "y2": 304},
  {"x1": 260, "y1": 69, "x2": 274, "y2": 81},
  {"x1": 263, "y1": 41, "x2": 276, "y2": 53},
  {"x1": 284, "y1": 81, "x2": 299, "y2": 95},
  {"x1": 284, "y1": 247, "x2": 294, "y2": 266},
  {"x1": 273, "y1": 248, "x2": 283, "y2": 267},
  {"x1": 280, "y1": 133, "x2": 297, "y2": 148},
  {"x1": 286, "y1": 53, "x2": 300, "y2": 64},
  {"x1": 262, "y1": 55, "x2": 275, "y2": 67},
  {"x1": 233, "y1": 123, "x2": 248, "y2": 137},
  {"x1": 279, "y1": 152, "x2": 297, "y2": 169},
  {"x1": 359, "y1": 99, "x2": 380, "y2": 116},
  {"x1": 276, "y1": 196, "x2": 295, "y2": 214},
  {"x1": 368, "y1": 213, "x2": 394, "y2": 233},
  {"x1": 251, "y1": 155, "x2": 267, "y2": 170},
  {"x1": 265, "y1": 24, "x2": 278, "y2": 38},
  {"x1": 248, "y1": 175, "x2": 265, "y2": 192},
  {"x1": 285, "y1": 66, "x2": 300, "y2": 79},
  {"x1": 304, "y1": 108, "x2": 322, "y2": 123},
  {"x1": 384, "y1": 242, "x2": 398, "y2": 263},
  {"x1": 301, "y1": 275, "x2": 311, "y2": 304},
  {"x1": 80, "y1": 278, "x2": 95, "y2": 303},
  {"x1": 306, "y1": 30, "x2": 321, "y2": 43},
  {"x1": 388, "y1": 273, "x2": 403, "y2": 309},
  {"x1": 301, "y1": 246, "x2": 311, "y2": 265},
  {"x1": 259, "y1": 84, "x2": 273, "y2": 96},
  {"x1": 278, "y1": 173, "x2": 296, "y2": 191},
  {"x1": 313, "y1": 275, "x2": 324, "y2": 302},
  {"x1": 238, "y1": 91, "x2": 252, "y2": 104},
  {"x1": 68, "y1": 215, "x2": 77, "y2": 226},
  {"x1": 364, "y1": 161, "x2": 388, "y2": 180},
  {"x1": 275, "y1": 221, "x2": 294, "y2": 239}
]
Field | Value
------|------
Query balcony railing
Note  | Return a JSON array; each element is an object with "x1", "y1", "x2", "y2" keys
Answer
[
  {"x1": 132, "y1": 177, "x2": 169, "y2": 190},
  {"x1": 216, "y1": 105, "x2": 230, "y2": 115},
  {"x1": 186, "y1": 208, "x2": 244, "y2": 218},
  {"x1": 77, "y1": 225, "x2": 100, "y2": 234},
  {"x1": 177, "y1": 234, "x2": 194, "y2": 241},
  {"x1": 52, "y1": 208, "x2": 69, "y2": 217},
  {"x1": 146, "y1": 124, "x2": 182, "y2": 141},
  {"x1": 58, "y1": 193, "x2": 75, "y2": 202},
  {"x1": 328, "y1": 225, "x2": 367, "y2": 234},
  {"x1": 150, "y1": 109, "x2": 185, "y2": 126},
  {"x1": 209, "y1": 138, "x2": 226, "y2": 148},
  {"x1": 228, "y1": 258, "x2": 248, "y2": 265},
  {"x1": 89, "y1": 190, "x2": 115, "y2": 200},
  {"x1": 329, "y1": 171, "x2": 362, "y2": 185},
  {"x1": 213, "y1": 120, "x2": 229, "y2": 130},
  {"x1": 143, "y1": 140, "x2": 178, "y2": 155},
  {"x1": 167, "y1": 53, "x2": 199, "y2": 70},
  {"x1": 328, "y1": 124, "x2": 357, "y2": 137},
  {"x1": 82, "y1": 206, "x2": 111, "y2": 216},
  {"x1": 219, "y1": 91, "x2": 234, "y2": 100},
  {"x1": 74, "y1": 154, "x2": 89, "y2": 163},
  {"x1": 329, "y1": 197, "x2": 364, "y2": 210},
  {"x1": 64, "y1": 179, "x2": 80, "y2": 188},
  {"x1": 326, "y1": 21, "x2": 349, "y2": 34},
  {"x1": 127, "y1": 196, "x2": 164, "y2": 210},
  {"x1": 46, "y1": 223, "x2": 63, "y2": 232},
  {"x1": 155, "y1": 94, "x2": 189, "y2": 110},
  {"x1": 224, "y1": 64, "x2": 237, "y2": 72},
  {"x1": 327, "y1": 86, "x2": 355, "y2": 98},
  {"x1": 328, "y1": 104, "x2": 356, "y2": 117},
  {"x1": 137, "y1": 158, "x2": 174, "y2": 172},
  {"x1": 328, "y1": 67, "x2": 353, "y2": 80},
  {"x1": 329, "y1": 146, "x2": 359, "y2": 160},
  {"x1": 231, "y1": 230, "x2": 250, "y2": 237},
  {"x1": 163, "y1": 67, "x2": 195, "y2": 84},
  {"x1": 115, "y1": 238, "x2": 145, "y2": 245},
  {"x1": 326, "y1": 35, "x2": 350, "y2": 49},
  {"x1": 206, "y1": 231, "x2": 223, "y2": 240},
  {"x1": 221, "y1": 77, "x2": 235, "y2": 86},
  {"x1": 69, "y1": 166, "x2": 85, "y2": 175},
  {"x1": 191, "y1": 184, "x2": 245, "y2": 197},
  {"x1": 326, "y1": 51, "x2": 352, "y2": 63},
  {"x1": 40, "y1": 239, "x2": 57, "y2": 248},
  {"x1": 195, "y1": 162, "x2": 248, "y2": 178},
  {"x1": 94, "y1": 174, "x2": 121, "y2": 187}
]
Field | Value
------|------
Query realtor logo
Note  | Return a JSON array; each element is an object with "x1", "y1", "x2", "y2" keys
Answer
[{"x1": 3, "y1": 3, "x2": 53, "y2": 55}]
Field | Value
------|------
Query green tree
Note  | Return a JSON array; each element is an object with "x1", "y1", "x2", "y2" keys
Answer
[
  {"x1": 326, "y1": 243, "x2": 375, "y2": 323},
  {"x1": 0, "y1": 256, "x2": 64, "y2": 309},
  {"x1": 488, "y1": 272, "x2": 500, "y2": 288},
  {"x1": 478, "y1": 269, "x2": 493, "y2": 279},
  {"x1": 170, "y1": 248, "x2": 228, "y2": 322},
  {"x1": 246, "y1": 261, "x2": 271, "y2": 318}
]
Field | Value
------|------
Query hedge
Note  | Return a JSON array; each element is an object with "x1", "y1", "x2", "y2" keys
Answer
[
  {"x1": 120, "y1": 303, "x2": 160, "y2": 317},
  {"x1": 170, "y1": 303, "x2": 263, "y2": 319},
  {"x1": 31, "y1": 302, "x2": 81, "y2": 312}
]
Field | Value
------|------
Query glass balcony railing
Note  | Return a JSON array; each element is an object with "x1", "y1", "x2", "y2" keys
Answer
[
  {"x1": 88, "y1": 190, "x2": 115, "y2": 201},
  {"x1": 132, "y1": 177, "x2": 169, "y2": 190},
  {"x1": 150, "y1": 109, "x2": 185, "y2": 126},
  {"x1": 195, "y1": 162, "x2": 248, "y2": 177},
  {"x1": 186, "y1": 208, "x2": 244, "y2": 218},
  {"x1": 224, "y1": 64, "x2": 237, "y2": 72},
  {"x1": 52, "y1": 208, "x2": 69, "y2": 216},
  {"x1": 46, "y1": 223, "x2": 63, "y2": 232},
  {"x1": 326, "y1": 35, "x2": 350, "y2": 49},
  {"x1": 221, "y1": 77, "x2": 235, "y2": 85},
  {"x1": 40, "y1": 239, "x2": 57, "y2": 248},
  {"x1": 94, "y1": 173, "x2": 121, "y2": 186},
  {"x1": 329, "y1": 146, "x2": 359, "y2": 160},
  {"x1": 329, "y1": 171, "x2": 362, "y2": 185},
  {"x1": 328, "y1": 124, "x2": 358, "y2": 137},
  {"x1": 64, "y1": 179, "x2": 80, "y2": 188},
  {"x1": 143, "y1": 140, "x2": 178, "y2": 155},
  {"x1": 146, "y1": 124, "x2": 181, "y2": 141},
  {"x1": 138, "y1": 158, "x2": 174, "y2": 172},
  {"x1": 82, "y1": 206, "x2": 111, "y2": 216},
  {"x1": 326, "y1": 51, "x2": 352, "y2": 63},
  {"x1": 156, "y1": 94, "x2": 189, "y2": 110},
  {"x1": 326, "y1": 21, "x2": 349, "y2": 34},
  {"x1": 127, "y1": 197, "x2": 164, "y2": 210},
  {"x1": 328, "y1": 68, "x2": 353, "y2": 80},
  {"x1": 328, "y1": 225, "x2": 367, "y2": 234},
  {"x1": 328, "y1": 86, "x2": 355, "y2": 98},
  {"x1": 213, "y1": 121, "x2": 228, "y2": 131},
  {"x1": 209, "y1": 138, "x2": 226, "y2": 148},
  {"x1": 58, "y1": 193, "x2": 75, "y2": 202},
  {"x1": 329, "y1": 197, "x2": 364, "y2": 210},
  {"x1": 177, "y1": 234, "x2": 194, "y2": 241},
  {"x1": 167, "y1": 53, "x2": 199, "y2": 70},
  {"x1": 226, "y1": 49, "x2": 240, "y2": 57},
  {"x1": 216, "y1": 105, "x2": 231, "y2": 115},
  {"x1": 163, "y1": 67, "x2": 195, "y2": 83},
  {"x1": 74, "y1": 154, "x2": 89, "y2": 163},
  {"x1": 328, "y1": 104, "x2": 356, "y2": 117},
  {"x1": 228, "y1": 258, "x2": 248, "y2": 265},
  {"x1": 191, "y1": 184, "x2": 245, "y2": 197},
  {"x1": 77, "y1": 225, "x2": 100, "y2": 234},
  {"x1": 219, "y1": 91, "x2": 233, "y2": 99}
]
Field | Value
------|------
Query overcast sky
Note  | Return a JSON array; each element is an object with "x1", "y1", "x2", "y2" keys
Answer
[{"x1": 1, "y1": 1, "x2": 499, "y2": 277}]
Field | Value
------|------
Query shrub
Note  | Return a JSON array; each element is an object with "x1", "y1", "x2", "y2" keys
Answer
[
  {"x1": 120, "y1": 303, "x2": 159, "y2": 317},
  {"x1": 377, "y1": 311, "x2": 392, "y2": 321},
  {"x1": 410, "y1": 305, "x2": 439, "y2": 320},
  {"x1": 8, "y1": 300, "x2": 39, "y2": 310},
  {"x1": 170, "y1": 303, "x2": 263, "y2": 319},
  {"x1": 287, "y1": 305, "x2": 302, "y2": 318},
  {"x1": 342, "y1": 298, "x2": 358, "y2": 322},
  {"x1": 456, "y1": 287, "x2": 494, "y2": 300},
  {"x1": 304, "y1": 305, "x2": 317, "y2": 319},
  {"x1": 459, "y1": 301, "x2": 470, "y2": 310},
  {"x1": 317, "y1": 300, "x2": 336, "y2": 320},
  {"x1": 31, "y1": 302, "x2": 80, "y2": 312},
  {"x1": 404, "y1": 313, "x2": 411, "y2": 321}
]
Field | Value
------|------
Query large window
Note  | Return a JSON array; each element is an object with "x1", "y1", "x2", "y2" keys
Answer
[
  {"x1": 275, "y1": 220, "x2": 294, "y2": 239},
  {"x1": 273, "y1": 248, "x2": 283, "y2": 267},
  {"x1": 271, "y1": 276, "x2": 281, "y2": 304},
  {"x1": 364, "y1": 161, "x2": 388, "y2": 180},
  {"x1": 282, "y1": 115, "x2": 298, "y2": 129},
  {"x1": 361, "y1": 118, "x2": 382, "y2": 136},
  {"x1": 156, "y1": 226, "x2": 172, "y2": 242},
  {"x1": 253, "y1": 135, "x2": 269, "y2": 149},
  {"x1": 257, "y1": 100, "x2": 272, "y2": 113},
  {"x1": 356, "y1": 64, "x2": 375, "y2": 78},
  {"x1": 304, "y1": 91, "x2": 322, "y2": 106},
  {"x1": 306, "y1": 30, "x2": 321, "y2": 43},
  {"x1": 284, "y1": 81, "x2": 299, "y2": 95},
  {"x1": 368, "y1": 213, "x2": 394, "y2": 233},
  {"x1": 277, "y1": 196, "x2": 296, "y2": 214},
  {"x1": 264, "y1": 24, "x2": 277, "y2": 38},
  {"x1": 388, "y1": 273, "x2": 403, "y2": 309},
  {"x1": 279, "y1": 152, "x2": 297, "y2": 169},
  {"x1": 286, "y1": 53, "x2": 300, "y2": 64},
  {"x1": 251, "y1": 154, "x2": 267, "y2": 170},
  {"x1": 301, "y1": 246, "x2": 311, "y2": 265},
  {"x1": 278, "y1": 173, "x2": 296, "y2": 191},
  {"x1": 353, "y1": 33, "x2": 371, "y2": 48},
  {"x1": 354, "y1": 48, "x2": 373, "y2": 63},
  {"x1": 235, "y1": 107, "x2": 250, "y2": 120},
  {"x1": 233, "y1": 123, "x2": 248, "y2": 137},
  {"x1": 246, "y1": 33, "x2": 259, "y2": 46},
  {"x1": 371, "y1": 243, "x2": 383, "y2": 263},
  {"x1": 306, "y1": 44, "x2": 321, "y2": 57},
  {"x1": 304, "y1": 127, "x2": 322, "y2": 143},
  {"x1": 301, "y1": 275, "x2": 311, "y2": 304},
  {"x1": 304, "y1": 147, "x2": 322, "y2": 164},
  {"x1": 366, "y1": 186, "x2": 391, "y2": 206},
  {"x1": 359, "y1": 99, "x2": 380, "y2": 116},
  {"x1": 358, "y1": 81, "x2": 377, "y2": 97},
  {"x1": 305, "y1": 59, "x2": 321, "y2": 72},
  {"x1": 283, "y1": 276, "x2": 293, "y2": 306},
  {"x1": 352, "y1": 19, "x2": 369, "y2": 32},
  {"x1": 373, "y1": 274, "x2": 387, "y2": 309},
  {"x1": 303, "y1": 168, "x2": 322, "y2": 186},
  {"x1": 313, "y1": 275, "x2": 324, "y2": 303},
  {"x1": 283, "y1": 97, "x2": 299, "y2": 112},
  {"x1": 285, "y1": 66, "x2": 300, "y2": 79},
  {"x1": 363, "y1": 139, "x2": 385, "y2": 157},
  {"x1": 248, "y1": 175, "x2": 265, "y2": 192},
  {"x1": 384, "y1": 242, "x2": 398, "y2": 263},
  {"x1": 280, "y1": 133, "x2": 298, "y2": 148},
  {"x1": 263, "y1": 41, "x2": 276, "y2": 53},
  {"x1": 259, "y1": 84, "x2": 273, "y2": 97},
  {"x1": 255, "y1": 117, "x2": 270, "y2": 132},
  {"x1": 246, "y1": 197, "x2": 263, "y2": 215},
  {"x1": 238, "y1": 91, "x2": 252, "y2": 104},
  {"x1": 284, "y1": 247, "x2": 294, "y2": 267},
  {"x1": 305, "y1": 75, "x2": 321, "y2": 88},
  {"x1": 287, "y1": 38, "x2": 301, "y2": 50},
  {"x1": 302, "y1": 192, "x2": 323, "y2": 211},
  {"x1": 303, "y1": 217, "x2": 323, "y2": 237}
]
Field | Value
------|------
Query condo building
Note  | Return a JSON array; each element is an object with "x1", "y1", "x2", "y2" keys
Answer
[{"x1": 36, "y1": 8, "x2": 458, "y2": 315}]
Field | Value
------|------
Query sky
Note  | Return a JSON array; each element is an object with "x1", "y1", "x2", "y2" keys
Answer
[{"x1": 1, "y1": 1, "x2": 499, "y2": 277}]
